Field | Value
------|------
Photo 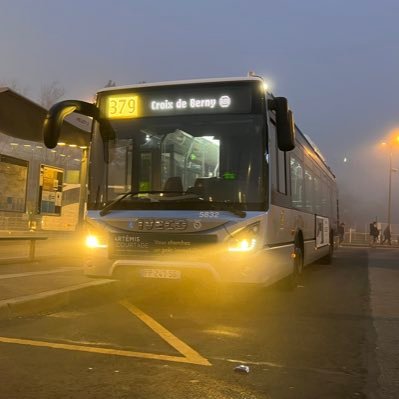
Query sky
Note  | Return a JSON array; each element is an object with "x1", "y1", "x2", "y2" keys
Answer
[{"x1": 1, "y1": 0, "x2": 399, "y2": 228}]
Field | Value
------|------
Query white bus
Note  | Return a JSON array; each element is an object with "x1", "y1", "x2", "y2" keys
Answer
[{"x1": 43, "y1": 77, "x2": 338, "y2": 289}]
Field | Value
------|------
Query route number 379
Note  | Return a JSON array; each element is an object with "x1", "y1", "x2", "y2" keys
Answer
[
  {"x1": 106, "y1": 95, "x2": 138, "y2": 119},
  {"x1": 199, "y1": 211, "x2": 220, "y2": 218}
]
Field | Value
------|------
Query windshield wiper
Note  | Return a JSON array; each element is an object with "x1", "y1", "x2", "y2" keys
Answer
[
  {"x1": 99, "y1": 190, "x2": 196, "y2": 216},
  {"x1": 100, "y1": 191, "x2": 246, "y2": 218},
  {"x1": 212, "y1": 201, "x2": 246, "y2": 218}
]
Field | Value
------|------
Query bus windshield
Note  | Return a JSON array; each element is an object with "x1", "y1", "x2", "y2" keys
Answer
[{"x1": 98, "y1": 114, "x2": 266, "y2": 211}]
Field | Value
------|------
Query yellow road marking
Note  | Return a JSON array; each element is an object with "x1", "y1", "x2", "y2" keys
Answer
[
  {"x1": 0, "y1": 336, "x2": 206, "y2": 364},
  {"x1": 0, "y1": 301, "x2": 211, "y2": 366},
  {"x1": 119, "y1": 300, "x2": 210, "y2": 366}
]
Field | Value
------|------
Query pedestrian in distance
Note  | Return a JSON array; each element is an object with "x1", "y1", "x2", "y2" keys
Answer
[
  {"x1": 369, "y1": 221, "x2": 379, "y2": 247},
  {"x1": 382, "y1": 225, "x2": 392, "y2": 245}
]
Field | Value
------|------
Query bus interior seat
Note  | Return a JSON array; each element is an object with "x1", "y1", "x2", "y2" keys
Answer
[{"x1": 163, "y1": 176, "x2": 183, "y2": 196}]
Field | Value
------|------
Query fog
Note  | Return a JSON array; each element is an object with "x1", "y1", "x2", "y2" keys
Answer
[
  {"x1": 336, "y1": 139, "x2": 399, "y2": 229},
  {"x1": 1, "y1": 0, "x2": 399, "y2": 229}
]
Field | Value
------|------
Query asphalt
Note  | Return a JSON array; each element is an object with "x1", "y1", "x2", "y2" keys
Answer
[
  {"x1": 1, "y1": 247, "x2": 396, "y2": 398},
  {"x1": 0, "y1": 235, "x2": 115, "y2": 320},
  {"x1": 0, "y1": 237, "x2": 399, "y2": 399}
]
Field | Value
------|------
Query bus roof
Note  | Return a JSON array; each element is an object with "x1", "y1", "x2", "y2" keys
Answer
[{"x1": 97, "y1": 76, "x2": 264, "y2": 94}]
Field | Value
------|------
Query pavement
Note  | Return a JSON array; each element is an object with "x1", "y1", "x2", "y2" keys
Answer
[
  {"x1": 368, "y1": 249, "x2": 399, "y2": 398},
  {"x1": 0, "y1": 233, "x2": 115, "y2": 320},
  {"x1": 0, "y1": 235, "x2": 399, "y2": 399},
  {"x1": 1, "y1": 247, "x2": 373, "y2": 399}
]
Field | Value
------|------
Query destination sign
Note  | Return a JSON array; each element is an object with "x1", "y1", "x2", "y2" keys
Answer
[{"x1": 101, "y1": 84, "x2": 255, "y2": 119}]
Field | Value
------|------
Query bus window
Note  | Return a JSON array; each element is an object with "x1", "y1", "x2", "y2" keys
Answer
[
  {"x1": 304, "y1": 169, "x2": 314, "y2": 212},
  {"x1": 160, "y1": 130, "x2": 220, "y2": 190},
  {"x1": 107, "y1": 139, "x2": 132, "y2": 198},
  {"x1": 321, "y1": 179, "x2": 328, "y2": 216},
  {"x1": 277, "y1": 148, "x2": 287, "y2": 194},
  {"x1": 314, "y1": 175, "x2": 321, "y2": 214},
  {"x1": 290, "y1": 157, "x2": 304, "y2": 209}
]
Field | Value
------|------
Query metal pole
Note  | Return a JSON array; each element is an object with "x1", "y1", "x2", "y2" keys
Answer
[
  {"x1": 388, "y1": 151, "x2": 392, "y2": 228},
  {"x1": 77, "y1": 148, "x2": 88, "y2": 230}
]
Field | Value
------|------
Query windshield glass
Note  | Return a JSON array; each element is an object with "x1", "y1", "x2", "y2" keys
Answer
[{"x1": 92, "y1": 115, "x2": 266, "y2": 211}]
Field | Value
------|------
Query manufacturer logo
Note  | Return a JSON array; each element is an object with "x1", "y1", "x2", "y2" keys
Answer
[
  {"x1": 137, "y1": 219, "x2": 188, "y2": 231},
  {"x1": 193, "y1": 220, "x2": 202, "y2": 230}
]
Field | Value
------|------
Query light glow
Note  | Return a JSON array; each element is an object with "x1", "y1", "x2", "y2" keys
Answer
[
  {"x1": 85, "y1": 235, "x2": 107, "y2": 249},
  {"x1": 228, "y1": 238, "x2": 257, "y2": 252}
]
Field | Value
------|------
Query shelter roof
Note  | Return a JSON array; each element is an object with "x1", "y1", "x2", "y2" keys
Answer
[{"x1": 0, "y1": 87, "x2": 90, "y2": 146}]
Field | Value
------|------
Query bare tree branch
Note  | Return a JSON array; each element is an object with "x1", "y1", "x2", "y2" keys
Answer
[{"x1": 39, "y1": 81, "x2": 66, "y2": 109}]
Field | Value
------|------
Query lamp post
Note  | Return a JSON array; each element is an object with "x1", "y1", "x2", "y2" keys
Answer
[
  {"x1": 388, "y1": 150, "x2": 393, "y2": 228},
  {"x1": 382, "y1": 137, "x2": 399, "y2": 228}
]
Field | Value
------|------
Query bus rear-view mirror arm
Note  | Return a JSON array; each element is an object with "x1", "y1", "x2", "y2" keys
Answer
[
  {"x1": 268, "y1": 97, "x2": 295, "y2": 152},
  {"x1": 42, "y1": 100, "x2": 115, "y2": 149}
]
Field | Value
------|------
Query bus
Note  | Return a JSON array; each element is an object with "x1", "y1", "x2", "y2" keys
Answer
[{"x1": 43, "y1": 76, "x2": 338, "y2": 289}]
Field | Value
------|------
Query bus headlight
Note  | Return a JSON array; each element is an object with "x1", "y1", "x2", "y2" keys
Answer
[
  {"x1": 85, "y1": 234, "x2": 108, "y2": 249},
  {"x1": 227, "y1": 223, "x2": 260, "y2": 253}
]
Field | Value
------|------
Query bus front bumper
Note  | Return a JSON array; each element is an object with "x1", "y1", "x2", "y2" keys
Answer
[{"x1": 83, "y1": 248, "x2": 280, "y2": 285}]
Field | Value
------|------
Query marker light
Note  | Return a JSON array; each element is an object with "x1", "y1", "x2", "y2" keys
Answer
[{"x1": 85, "y1": 235, "x2": 107, "y2": 249}]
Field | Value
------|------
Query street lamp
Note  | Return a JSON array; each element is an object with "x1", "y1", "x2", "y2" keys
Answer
[{"x1": 381, "y1": 137, "x2": 399, "y2": 227}]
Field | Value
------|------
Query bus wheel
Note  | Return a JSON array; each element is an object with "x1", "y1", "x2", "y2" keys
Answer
[{"x1": 281, "y1": 246, "x2": 303, "y2": 291}]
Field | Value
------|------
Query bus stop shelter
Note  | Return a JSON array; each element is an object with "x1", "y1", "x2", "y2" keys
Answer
[{"x1": 0, "y1": 87, "x2": 91, "y2": 231}]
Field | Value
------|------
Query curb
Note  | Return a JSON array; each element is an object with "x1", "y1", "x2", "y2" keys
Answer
[
  {"x1": 0, "y1": 254, "x2": 85, "y2": 266},
  {"x1": 340, "y1": 244, "x2": 399, "y2": 249},
  {"x1": 0, "y1": 279, "x2": 116, "y2": 321}
]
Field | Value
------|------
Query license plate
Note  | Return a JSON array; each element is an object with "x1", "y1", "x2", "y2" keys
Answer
[{"x1": 140, "y1": 269, "x2": 181, "y2": 280}]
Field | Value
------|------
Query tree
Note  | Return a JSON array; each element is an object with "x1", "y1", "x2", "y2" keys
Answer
[{"x1": 39, "y1": 81, "x2": 65, "y2": 109}]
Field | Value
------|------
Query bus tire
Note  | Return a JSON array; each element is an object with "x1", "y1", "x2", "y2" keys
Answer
[{"x1": 281, "y1": 246, "x2": 303, "y2": 291}]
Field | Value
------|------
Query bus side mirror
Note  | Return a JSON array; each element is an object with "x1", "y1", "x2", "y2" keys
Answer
[
  {"x1": 43, "y1": 100, "x2": 115, "y2": 149},
  {"x1": 268, "y1": 97, "x2": 295, "y2": 151}
]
